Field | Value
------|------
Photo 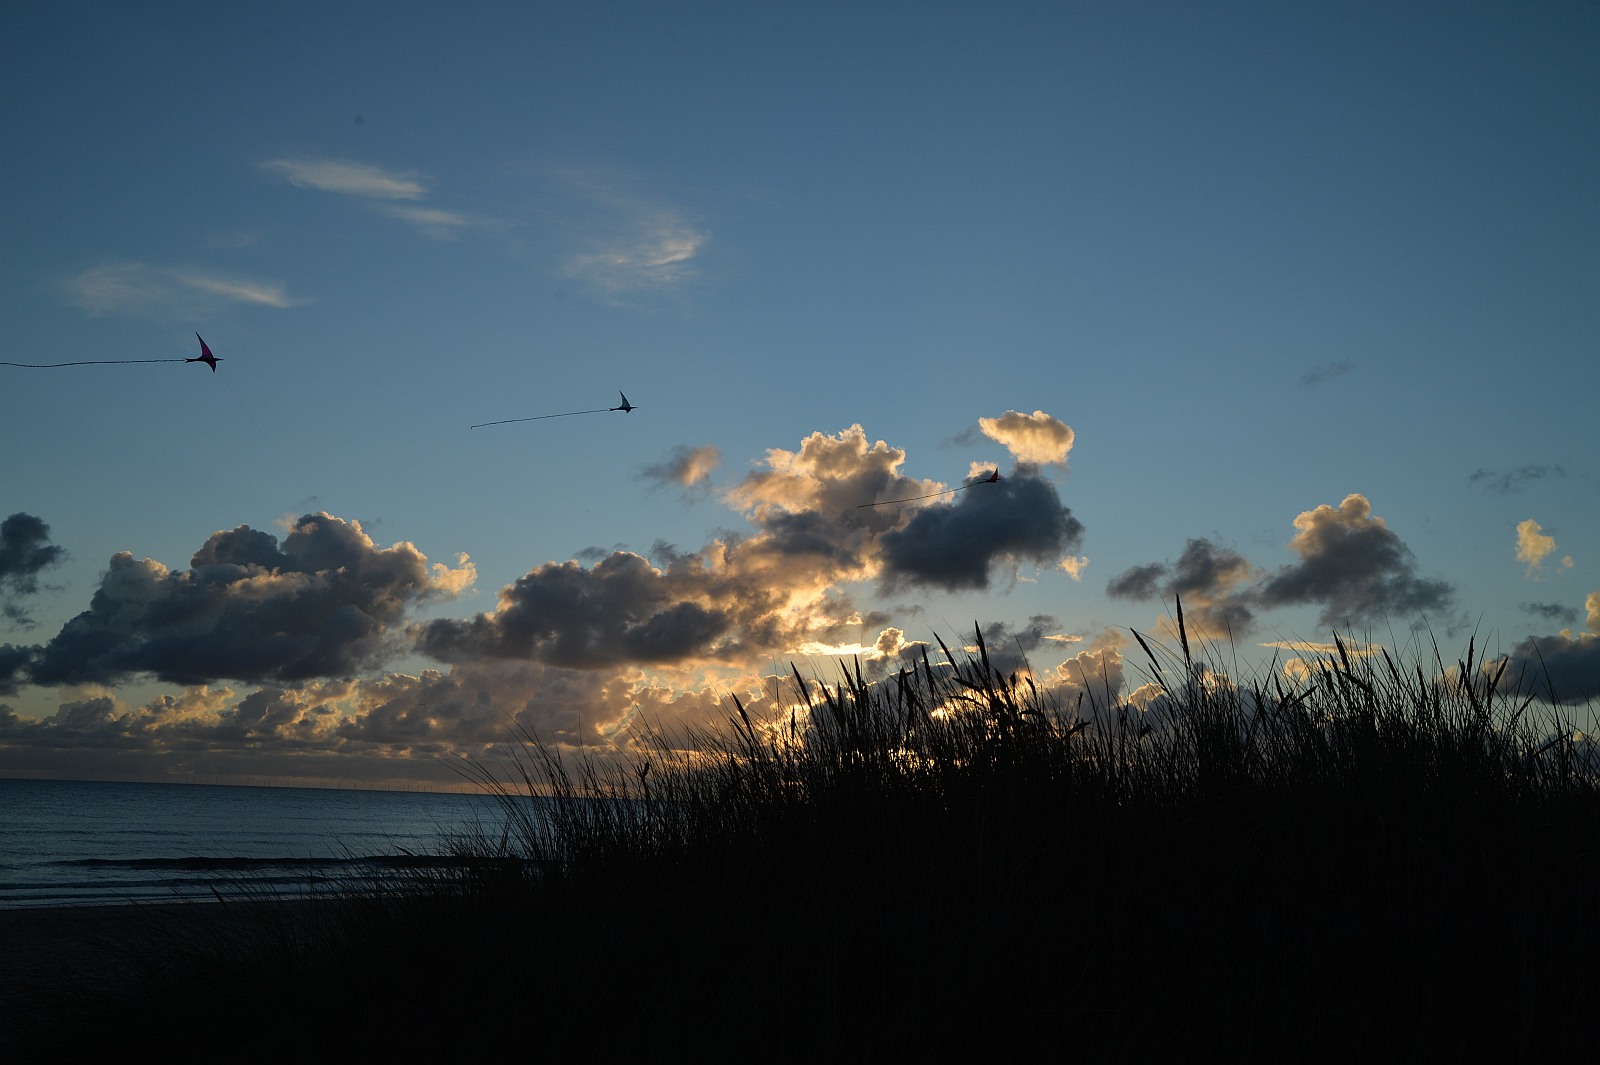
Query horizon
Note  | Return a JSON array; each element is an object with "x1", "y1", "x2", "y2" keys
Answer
[{"x1": 3, "y1": 1, "x2": 1597, "y2": 790}]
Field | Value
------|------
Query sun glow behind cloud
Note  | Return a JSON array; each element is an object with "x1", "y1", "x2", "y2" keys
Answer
[{"x1": 3, "y1": 402, "x2": 1597, "y2": 787}]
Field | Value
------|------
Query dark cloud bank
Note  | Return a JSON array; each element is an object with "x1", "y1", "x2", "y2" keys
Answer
[
  {"x1": 29, "y1": 513, "x2": 471, "y2": 687},
  {"x1": 1107, "y1": 494, "x2": 1457, "y2": 635},
  {"x1": 3, "y1": 426, "x2": 1593, "y2": 786},
  {"x1": 1, "y1": 512, "x2": 66, "y2": 629}
]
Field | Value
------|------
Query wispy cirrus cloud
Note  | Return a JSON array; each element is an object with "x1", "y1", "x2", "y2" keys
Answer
[
  {"x1": 535, "y1": 166, "x2": 709, "y2": 299},
  {"x1": 262, "y1": 155, "x2": 490, "y2": 240},
  {"x1": 562, "y1": 218, "x2": 705, "y2": 295},
  {"x1": 64, "y1": 262, "x2": 303, "y2": 317},
  {"x1": 259, "y1": 158, "x2": 429, "y2": 200}
]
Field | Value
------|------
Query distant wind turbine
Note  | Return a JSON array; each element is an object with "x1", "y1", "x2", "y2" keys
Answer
[
  {"x1": 471, "y1": 390, "x2": 639, "y2": 429},
  {"x1": 857, "y1": 468, "x2": 1001, "y2": 508},
  {"x1": 2, "y1": 333, "x2": 220, "y2": 370}
]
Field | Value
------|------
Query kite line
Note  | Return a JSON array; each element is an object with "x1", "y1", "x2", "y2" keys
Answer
[
  {"x1": 1, "y1": 358, "x2": 188, "y2": 367},
  {"x1": 472, "y1": 391, "x2": 636, "y2": 429},
  {"x1": 857, "y1": 469, "x2": 1001, "y2": 508},
  {"x1": 3, "y1": 333, "x2": 221, "y2": 372}
]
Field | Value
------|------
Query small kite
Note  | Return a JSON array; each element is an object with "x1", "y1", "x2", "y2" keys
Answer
[
  {"x1": 186, "y1": 333, "x2": 221, "y2": 372},
  {"x1": 857, "y1": 468, "x2": 1001, "y2": 508},
  {"x1": 3, "y1": 333, "x2": 221, "y2": 371},
  {"x1": 472, "y1": 391, "x2": 637, "y2": 429}
]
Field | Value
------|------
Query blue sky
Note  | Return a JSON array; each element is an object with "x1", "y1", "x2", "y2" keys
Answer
[{"x1": 2, "y1": 0, "x2": 1596, "y2": 789}]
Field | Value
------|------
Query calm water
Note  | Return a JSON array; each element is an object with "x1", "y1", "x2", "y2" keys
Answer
[{"x1": 0, "y1": 778, "x2": 521, "y2": 908}]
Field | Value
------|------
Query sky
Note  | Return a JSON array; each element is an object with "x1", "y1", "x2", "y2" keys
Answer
[{"x1": 2, "y1": 0, "x2": 1597, "y2": 790}]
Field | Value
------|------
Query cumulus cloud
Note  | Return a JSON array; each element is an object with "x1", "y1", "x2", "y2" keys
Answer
[
  {"x1": 1, "y1": 512, "x2": 66, "y2": 628},
  {"x1": 65, "y1": 262, "x2": 301, "y2": 316},
  {"x1": 640, "y1": 445, "x2": 721, "y2": 489},
  {"x1": 978, "y1": 410, "x2": 1075, "y2": 466},
  {"x1": 1516, "y1": 519, "x2": 1558, "y2": 570},
  {"x1": 418, "y1": 552, "x2": 737, "y2": 670},
  {"x1": 423, "y1": 424, "x2": 1083, "y2": 674},
  {"x1": 1046, "y1": 629, "x2": 1129, "y2": 713},
  {"x1": 1256, "y1": 494, "x2": 1455, "y2": 628},
  {"x1": 1515, "y1": 519, "x2": 1572, "y2": 576},
  {"x1": 1106, "y1": 538, "x2": 1258, "y2": 636},
  {"x1": 878, "y1": 468, "x2": 1085, "y2": 593},
  {"x1": 1500, "y1": 592, "x2": 1600, "y2": 705},
  {"x1": 0, "y1": 645, "x2": 34, "y2": 695},
  {"x1": 423, "y1": 427, "x2": 903, "y2": 673},
  {"x1": 1109, "y1": 494, "x2": 1455, "y2": 635},
  {"x1": 28, "y1": 513, "x2": 475, "y2": 687},
  {"x1": 1469, "y1": 465, "x2": 1565, "y2": 494},
  {"x1": 732, "y1": 425, "x2": 933, "y2": 521},
  {"x1": 2, "y1": 421, "x2": 1095, "y2": 782}
]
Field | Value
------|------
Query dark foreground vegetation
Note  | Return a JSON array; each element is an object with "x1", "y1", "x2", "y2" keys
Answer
[{"x1": 17, "y1": 606, "x2": 1600, "y2": 1061}]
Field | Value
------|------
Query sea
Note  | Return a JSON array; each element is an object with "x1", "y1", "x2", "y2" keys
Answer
[{"x1": 0, "y1": 778, "x2": 524, "y2": 909}]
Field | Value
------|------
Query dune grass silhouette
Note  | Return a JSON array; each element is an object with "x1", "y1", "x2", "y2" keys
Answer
[{"x1": 16, "y1": 600, "x2": 1600, "y2": 1060}]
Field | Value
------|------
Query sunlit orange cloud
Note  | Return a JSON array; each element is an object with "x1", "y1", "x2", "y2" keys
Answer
[
  {"x1": 1058, "y1": 556, "x2": 1089, "y2": 581},
  {"x1": 1046, "y1": 629, "x2": 1128, "y2": 710},
  {"x1": 978, "y1": 410, "x2": 1075, "y2": 466},
  {"x1": 727, "y1": 424, "x2": 938, "y2": 521},
  {"x1": 641, "y1": 444, "x2": 721, "y2": 488},
  {"x1": 1515, "y1": 519, "x2": 1573, "y2": 576},
  {"x1": 1, "y1": 420, "x2": 1099, "y2": 784}
]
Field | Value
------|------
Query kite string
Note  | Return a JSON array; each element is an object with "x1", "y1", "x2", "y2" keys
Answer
[
  {"x1": 470, "y1": 408, "x2": 611, "y2": 429},
  {"x1": 857, "y1": 483, "x2": 976, "y2": 509},
  {"x1": 857, "y1": 471, "x2": 999, "y2": 508},
  {"x1": 0, "y1": 359, "x2": 189, "y2": 368}
]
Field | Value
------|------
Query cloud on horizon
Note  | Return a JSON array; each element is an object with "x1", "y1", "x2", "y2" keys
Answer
[
  {"x1": 26, "y1": 513, "x2": 474, "y2": 688},
  {"x1": 10, "y1": 416, "x2": 1560, "y2": 788},
  {"x1": 0, "y1": 417, "x2": 1092, "y2": 776}
]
